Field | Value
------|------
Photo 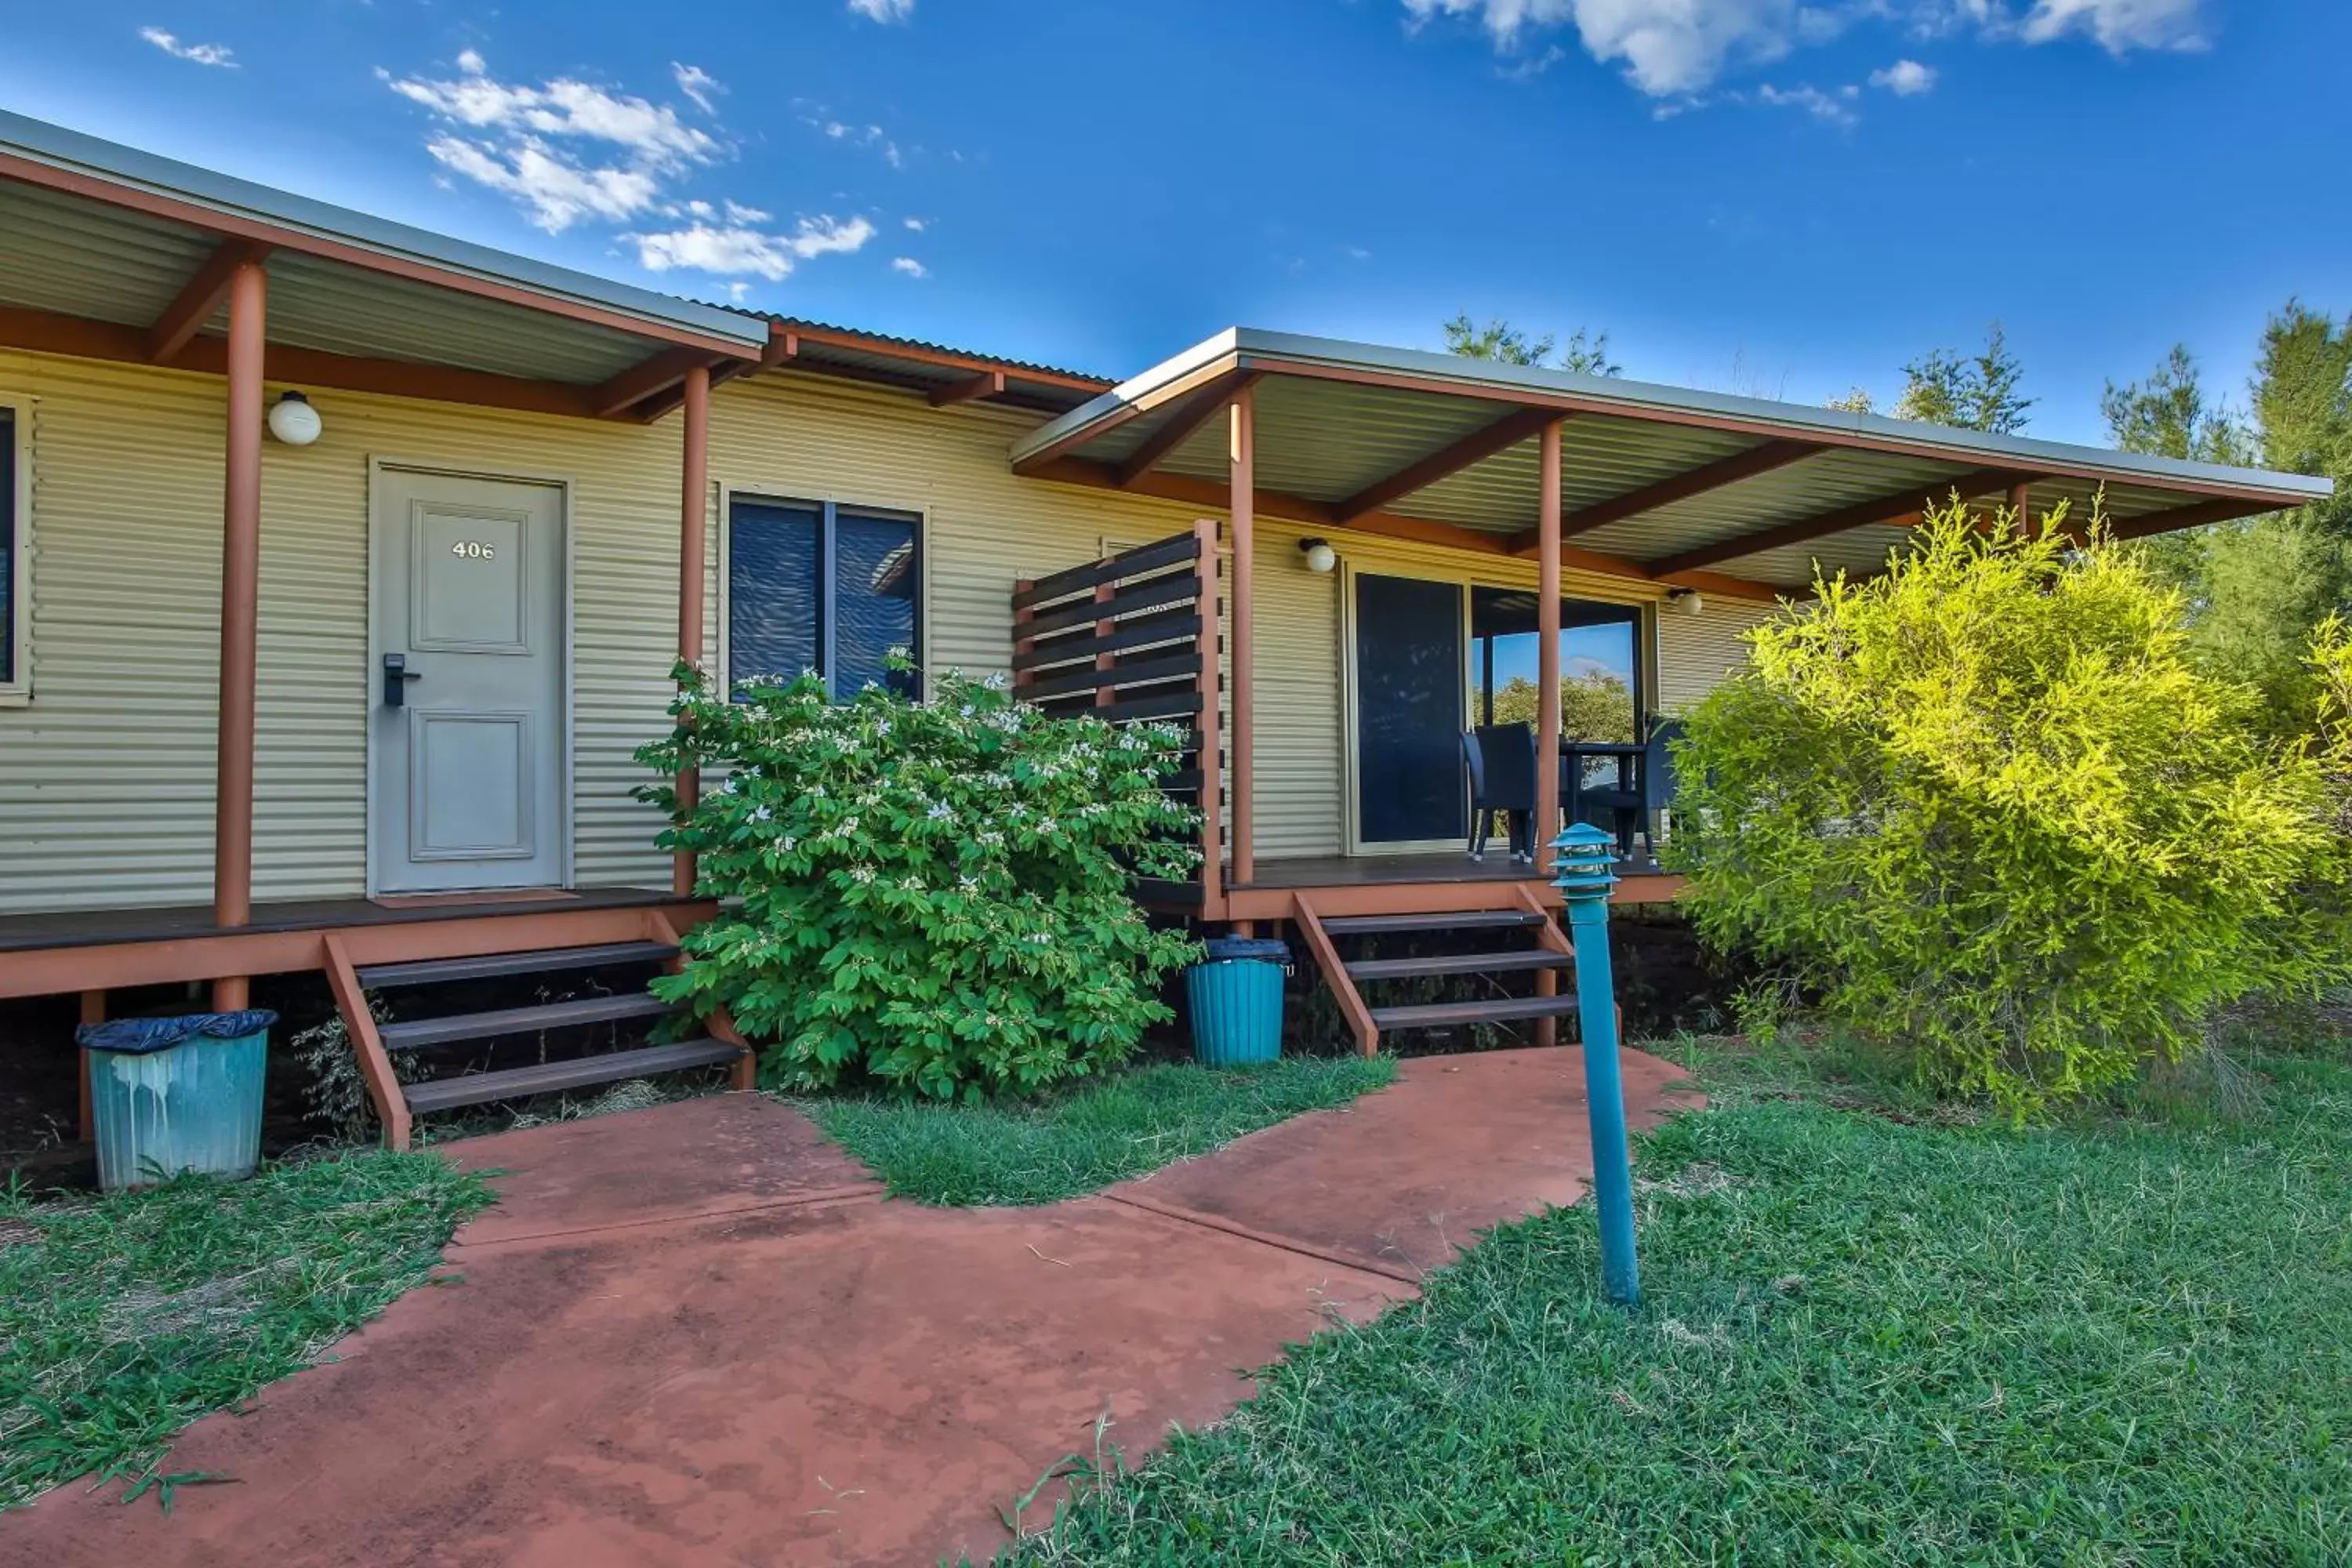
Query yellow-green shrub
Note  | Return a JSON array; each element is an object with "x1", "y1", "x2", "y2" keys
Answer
[{"x1": 1668, "y1": 501, "x2": 2352, "y2": 1114}]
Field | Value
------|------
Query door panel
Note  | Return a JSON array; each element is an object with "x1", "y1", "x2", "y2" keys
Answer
[
  {"x1": 407, "y1": 710, "x2": 534, "y2": 860},
  {"x1": 371, "y1": 469, "x2": 565, "y2": 894},
  {"x1": 1352, "y1": 572, "x2": 1467, "y2": 848}
]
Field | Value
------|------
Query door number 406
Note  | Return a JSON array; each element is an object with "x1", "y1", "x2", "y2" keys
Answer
[{"x1": 449, "y1": 540, "x2": 498, "y2": 561}]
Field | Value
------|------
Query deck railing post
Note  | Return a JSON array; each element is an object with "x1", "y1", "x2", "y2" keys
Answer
[
  {"x1": 673, "y1": 362, "x2": 711, "y2": 898},
  {"x1": 1193, "y1": 517, "x2": 1225, "y2": 915},
  {"x1": 1552, "y1": 820, "x2": 1640, "y2": 1307},
  {"x1": 210, "y1": 256, "x2": 267, "y2": 1013},
  {"x1": 1534, "y1": 418, "x2": 1566, "y2": 1045}
]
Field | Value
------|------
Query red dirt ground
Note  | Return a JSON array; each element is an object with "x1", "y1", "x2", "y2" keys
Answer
[{"x1": 3, "y1": 1047, "x2": 1696, "y2": 1566}]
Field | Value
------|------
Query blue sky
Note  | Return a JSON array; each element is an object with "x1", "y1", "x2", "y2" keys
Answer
[{"x1": 2, "y1": 0, "x2": 2343, "y2": 445}]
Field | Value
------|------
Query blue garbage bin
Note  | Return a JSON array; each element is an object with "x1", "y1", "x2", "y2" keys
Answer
[
  {"x1": 1186, "y1": 937, "x2": 1290, "y2": 1067},
  {"x1": 75, "y1": 1010, "x2": 277, "y2": 1190}
]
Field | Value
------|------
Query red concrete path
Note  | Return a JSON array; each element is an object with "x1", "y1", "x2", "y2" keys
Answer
[{"x1": 5, "y1": 1048, "x2": 1693, "y2": 1566}]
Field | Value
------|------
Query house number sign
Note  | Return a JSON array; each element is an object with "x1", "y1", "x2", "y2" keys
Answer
[{"x1": 449, "y1": 540, "x2": 499, "y2": 561}]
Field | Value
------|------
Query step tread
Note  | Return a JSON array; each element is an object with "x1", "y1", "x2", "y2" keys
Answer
[
  {"x1": 356, "y1": 941, "x2": 678, "y2": 989},
  {"x1": 1346, "y1": 949, "x2": 1571, "y2": 981},
  {"x1": 1320, "y1": 909, "x2": 1546, "y2": 936},
  {"x1": 403, "y1": 1038, "x2": 745, "y2": 1113},
  {"x1": 1368, "y1": 994, "x2": 1582, "y2": 1029},
  {"x1": 378, "y1": 991, "x2": 671, "y2": 1051}
]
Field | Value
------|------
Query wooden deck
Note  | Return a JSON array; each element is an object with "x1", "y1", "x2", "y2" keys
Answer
[
  {"x1": 1215, "y1": 852, "x2": 1682, "y2": 922},
  {"x1": 0, "y1": 888, "x2": 715, "y2": 1000}
]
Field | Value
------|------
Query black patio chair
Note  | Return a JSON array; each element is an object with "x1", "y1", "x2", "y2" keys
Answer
[
  {"x1": 1463, "y1": 724, "x2": 1537, "y2": 862},
  {"x1": 1566, "y1": 717, "x2": 1686, "y2": 863}
]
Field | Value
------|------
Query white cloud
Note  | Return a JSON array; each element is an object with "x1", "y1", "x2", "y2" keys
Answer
[
  {"x1": 902, "y1": 216, "x2": 926, "y2": 231},
  {"x1": 1403, "y1": 0, "x2": 2209, "y2": 96},
  {"x1": 629, "y1": 213, "x2": 877, "y2": 281},
  {"x1": 672, "y1": 63, "x2": 722, "y2": 113},
  {"x1": 386, "y1": 52, "x2": 720, "y2": 231},
  {"x1": 1753, "y1": 81, "x2": 1860, "y2": 122},
  {"x1": 1869, "y1": 57, "x2": 1936, "y2": 92},
  {"x1": 809, "y1": 116, "x2": 906, "y2": 168},
  {"x1": 890, "y1": 256, "x2": 927, "y2": 278},
  {"x1": 2015, "y1": 0, "x2": 2205, "y2": 52},
  {"x1": 140, "y1": 27, "x2": 236, "y2": 67},
  {"x1": 848, "y1": 0, "x2": 916, "y2": 20}
]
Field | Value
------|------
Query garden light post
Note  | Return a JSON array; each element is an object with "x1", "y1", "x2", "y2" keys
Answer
[{"x1": 1552, "y1": 821, "x2": 1641, "y2": 1307}]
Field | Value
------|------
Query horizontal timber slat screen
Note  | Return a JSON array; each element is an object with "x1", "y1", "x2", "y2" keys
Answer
[{"x1": 1011, "y1": 520, "x2": 1222, "y2": 911}]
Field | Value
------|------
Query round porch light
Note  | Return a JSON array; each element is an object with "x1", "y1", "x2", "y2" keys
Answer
[
  {"x1": 1667, "y1": 586, "x2": 1705, "y2": 617},
  {"x1": 1298, "y1": 537, "x2": 1337, "y2": 574},
  {"x1": 267, "y1": 390, "x2": 321, "y2": 446}
]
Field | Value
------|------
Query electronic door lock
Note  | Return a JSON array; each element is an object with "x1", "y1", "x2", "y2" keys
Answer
[{"x1": 382, "y1": 653, "x2": 423, "y2": 708}]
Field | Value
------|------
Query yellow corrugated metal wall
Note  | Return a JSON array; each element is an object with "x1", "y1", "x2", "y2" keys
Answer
[
  {"x1": 0, "y1": 347, "x2": 687, "y2": 914},
  {"x1": 0, "y1": 350, "x2": 1782, "y2": 916}
]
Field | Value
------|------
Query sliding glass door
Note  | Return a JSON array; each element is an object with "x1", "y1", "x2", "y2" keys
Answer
[{"x1": 1349, "y1": 572, "x2": 1468, "y2": 849}]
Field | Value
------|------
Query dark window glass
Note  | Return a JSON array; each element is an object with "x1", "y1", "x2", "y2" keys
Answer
[
  {"x1": 727, "y1": 496, "x2": 921, "y2": 700},
  {"x1": 1354, "y1": 572, "x2": 1466, "y2": 844},
  {"x1": 728, "y1": 499, "x2": 821, "y2": 689},
  {"x1": 1, "y1": 408, "x2": 14, "y2": 688},
  {"x1": 833, "y1": 510, "x2": 919, "y2": 698}
]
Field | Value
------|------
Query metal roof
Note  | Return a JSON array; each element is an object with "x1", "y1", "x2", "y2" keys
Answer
[
  {"x1": 0, "y1": 111, "x2": 764, "y2": 358},
  {"x1": 1011, "y1": 328, "x2": 2334, "y2": 590},
  {"x1": 710, "y1": 312, "x2": 1112, "y2": 416}
]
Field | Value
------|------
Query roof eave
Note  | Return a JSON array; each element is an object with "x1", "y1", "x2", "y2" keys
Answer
[
  {"x1": 0, "y1": 111, "x2": 768, "y2": 357},
  {"x1": 1013, "y1": 327, "x2": 2336, "y2": 510}
]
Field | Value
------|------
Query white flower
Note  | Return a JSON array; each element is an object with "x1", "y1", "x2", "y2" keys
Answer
[
  {"x1": 898, "y1": 874, "x2": 924, "y2": 890},
  {"x1": 848, "y1": 866, "x2": 876, "y2": 884},
  {"x1": 984, "y1": 671, "x2": 1010, "y2": 691},
  {"x1": 780, "y1": 836, "x2": 797, "y2": 851},
  {"x1": 840, "y1": 816, "x2": 860, "y2": 833},
  {"x1": 750, "y1": 805, "x2": 772, "y2": 823},
  {"x1": 926, "y1": 801, "x2": 953, "y2": 821},
  {"x1": 720, "y1": 776, "x2": 739, "y2": 793},
  {"x1": 1037, "y1": 818, "x2": 1060, "y2": 835}
]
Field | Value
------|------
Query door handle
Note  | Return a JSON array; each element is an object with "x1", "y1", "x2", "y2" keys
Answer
[{"x1": 382, "y1": 653, "x2": 424, "y2": 708}]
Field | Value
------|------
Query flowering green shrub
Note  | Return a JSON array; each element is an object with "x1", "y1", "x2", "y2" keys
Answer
[
  {"x1": 634, "y1": 662, "x2": 1201, "y2": 1100},
  {"x1": 1668, "y1": 500, "x2": 2352, "y2": 1115}
]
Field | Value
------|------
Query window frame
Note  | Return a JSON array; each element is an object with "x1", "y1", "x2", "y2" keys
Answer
[
  {"x1": 0, "y1": 393, "x2": 31, "y2": 707},
  {"x1": 716, "y1": 486, "x2": 928, "y2": 702}
]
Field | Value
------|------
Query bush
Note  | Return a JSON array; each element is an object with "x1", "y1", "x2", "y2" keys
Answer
[
  {"x1": 1667, "y1": 500, "x2": 2352, "y2": 1115},
  {"x1": 635, "y1": 662, "x2": 1201, "y2": 1100}
]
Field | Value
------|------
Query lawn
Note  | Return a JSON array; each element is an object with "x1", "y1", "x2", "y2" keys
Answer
[
  {"x1": 0, "y1": 1150, "x2": 492, "y2": 1512},
  {"x1": 804, "y1": 1055, "x2": 1396, "y2": 1206},
  {"x1": 1004, "y1": 1039, "x2": 2352, "y2": 1565}
]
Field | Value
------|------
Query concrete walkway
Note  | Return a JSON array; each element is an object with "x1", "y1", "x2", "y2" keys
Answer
[{"x1": 8, "y1": 1047, "x2": 1693, "y2": 1566}]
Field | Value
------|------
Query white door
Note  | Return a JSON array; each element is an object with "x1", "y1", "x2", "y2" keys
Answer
[{"x1": 368, "y1": 466, "x2": 566, "y2": 895}]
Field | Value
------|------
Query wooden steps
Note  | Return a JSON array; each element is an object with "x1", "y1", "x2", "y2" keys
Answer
[
  {"x1": 322, "y1": 921, "x2": 752, "y2": 1149},
  {"x1": 404, "y1": 1039, "x2": 745, "y2": 1113},
  {"x1": 377, "y1": 992, "x2": 672, "y2": 1052},
  {"x1": 1294, "y1": 891, "x2": 1578, "y2": 1058},
  {"x1": 356, "y1": 941, "x2": 676, "y2": 989}
]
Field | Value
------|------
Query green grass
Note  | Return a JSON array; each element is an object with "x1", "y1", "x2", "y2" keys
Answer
[
  {"x1": 0, "y1": 1150, "x2": 493, "y2": 1512},
  {"x1": 804, "y1": 1056, "x2": 1397, "y2": 1206},
  {"x1": 1003, "y1": 1043, "x2": 2352, "y2": 1565}
]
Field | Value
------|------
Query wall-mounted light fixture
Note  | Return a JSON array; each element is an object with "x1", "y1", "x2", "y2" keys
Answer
[
  {"x1": 1666, "y1": 586, "x2": 1705, "y2": 618},
  {"x1": 266, "y1": 390, "x2": 321, "y2": 447},
  {"x1": 1298, "y1": 537, "x2": 1337, "y2": 574}
]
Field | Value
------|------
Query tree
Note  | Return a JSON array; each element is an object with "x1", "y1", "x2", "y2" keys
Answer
[
  {"x1": 1892, "y1": 323, "x2": 2033, "y2": 433},
  {"x1": 2100, "y1": 344, "x2": 2253, "y2": 466},
  {"x1": 1824, "y1": 387, "x2": 1876, "y2": 416},
  {"x1": 1667, "y1": 499, "x2": 2352, "y2": 1115},
  {"x1": 1482, "y1": 670, "x2": 1636, "y2": 741},
  {"x1": 2105, "y1": 310, "x2": 2352, "y2": 738},
  {"x1": 2251, "y1": 301, "x2": 2352, "y2": 535},
  {"x1": 1443, "y1": 314, "x2": 1622, "y2": 376}
]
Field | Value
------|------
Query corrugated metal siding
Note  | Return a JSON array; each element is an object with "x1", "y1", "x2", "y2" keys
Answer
[
  {"x1": 0, "y1": 350, "x2": 1801, "y2": 916},
  {"x1": 1656, "y1": 596, "x2": 1785, "y2": 712},
  {"x1": 0, "y1": 347, "x2": 688, "y2": 914}
]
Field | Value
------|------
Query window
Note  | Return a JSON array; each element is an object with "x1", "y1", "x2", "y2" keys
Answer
[
  {"x1": 1, "y1": 399, "x2": 27, "y2": 703},
  {"x1": 1468, "y1": 588, "x2": 1642, "y2": 742},
  {"x1": 725, "y1": 495, "x2": 921, "y2": 699}
]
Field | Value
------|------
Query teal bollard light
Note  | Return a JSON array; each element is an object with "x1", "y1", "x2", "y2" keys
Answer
[{"x1": 1551, "y1": 821, "x2": 1642, "y2": 1307}]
